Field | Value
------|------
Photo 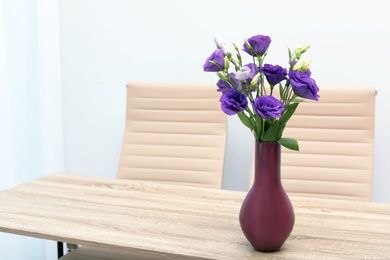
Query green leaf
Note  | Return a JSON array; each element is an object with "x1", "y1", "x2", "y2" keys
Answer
[
  {"x1": 277, "y1": 102, "x2": 299, "y2": 140},
  {"x1": 279, "y1": 102, "x2": 299, "y2": 127},
  {"x1": 262, "y1": 120, "x2": 279, "y2": 142},
  {"x1": 278, "y1": 138, "x2": 299, "y2": 151},
  {"x1": 263, "y1": 118, "x2": 273, "y2": 132},
  {"x1": 255, "y1": 114, "x2": 263, "y2": 136},
  {"x1": 237, "y1": 112, "x2": 254, "y2": 131},
  {"x1": 291, "y1": 97, "x2": 305, "y2": 103},
  {"x1": 279, "y1": 83, "x2": 284, "y2": 100}
]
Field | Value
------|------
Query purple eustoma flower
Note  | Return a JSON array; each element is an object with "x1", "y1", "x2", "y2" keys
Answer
[
  {"x1": 261, "y1": 64, "x2": 287, "y2": 86},
  {"x1": 203, "y1": 49, "x2": 225, "y2": 72},
  {"x1": 219, "y1": 89, "x2": 248, "y2": 115},
  {"x1": 288, "y1": 71, "x2": 320, "y2": 101},
  {"x1": 216, "y1": 73, "x2": 241, "y2": 92},
  {"x1": 243, "y1": 35, "x2": 271, "y2": 57},
  {"x1": 253, "y1": 95, "x2": 285, "y2": 119},
  {"x1": 216, "y1": 79, "x2": 231, "y2": 93}
]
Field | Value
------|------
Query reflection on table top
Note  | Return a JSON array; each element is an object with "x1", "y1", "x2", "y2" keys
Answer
[{"x1": 0, "y1": 173, "x2": 389, "y2": 259}]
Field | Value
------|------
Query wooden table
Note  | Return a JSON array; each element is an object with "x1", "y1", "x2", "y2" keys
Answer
[{"x1": 0, "y1": 173, "x2": 389, "y2": 259}]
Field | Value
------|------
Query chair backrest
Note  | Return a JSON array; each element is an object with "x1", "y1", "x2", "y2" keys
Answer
[
  {"x1": 117, "y1": 82, "x2": 227, "y2": 188},
  {"x1": 250, "y1": 86, "x2": 376, "y2": 201}
]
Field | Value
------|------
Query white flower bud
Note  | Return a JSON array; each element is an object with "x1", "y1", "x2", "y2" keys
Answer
[
  {"x1": 214, "y1": 36, "x2": 225, "y2": 49},
  {"x1": 221, "y1": 45, "x2": 232, "y2": 56},
  {"x1": 214, "y1": 36, "x2": 231, "y2": 56},
  {"x1": 235, "y1": 66, "x2": 251, "y2": 80}
]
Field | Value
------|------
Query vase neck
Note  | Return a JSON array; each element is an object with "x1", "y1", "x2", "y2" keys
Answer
[{"x1": 254, "y1": 142, "x2": 281, "y2": 184}]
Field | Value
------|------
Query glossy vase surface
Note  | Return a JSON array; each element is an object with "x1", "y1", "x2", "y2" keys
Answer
[{"x1": 239, "y1": 142, "x2": 295, "y2": 252}]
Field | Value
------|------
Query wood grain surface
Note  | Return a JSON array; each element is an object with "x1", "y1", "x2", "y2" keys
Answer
[{"x1": 0, "y1": 173, "x2": 389, "y2": 259}]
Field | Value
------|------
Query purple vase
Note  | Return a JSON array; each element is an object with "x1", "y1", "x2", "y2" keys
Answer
[{"x1": 239, "y1": 142, "x2": 295, "y2": 252}]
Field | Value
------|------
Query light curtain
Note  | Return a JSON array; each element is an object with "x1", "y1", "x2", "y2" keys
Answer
[{"x1": 0, "y1": 0, "x2": 63, "y2": 259}]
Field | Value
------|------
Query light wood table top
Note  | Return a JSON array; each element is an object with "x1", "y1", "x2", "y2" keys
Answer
[{"x1": 0, "y1": 173, "x2": 389, "y2": 259}]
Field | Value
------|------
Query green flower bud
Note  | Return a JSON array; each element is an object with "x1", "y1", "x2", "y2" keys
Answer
[
  {"x1": 301, "y1": 58, "x2": 312, "y2": 72},
  {"x1": 245, "y1": 41, "x2": 254, "y2": 52},
  {"x1": 224, "y1": 56, "x2": 230, "y2": 71},
  {"x1": 294, "y1": 48, "x2": 302, "y2": 60},
  {"x1": 292, "y1": 59, "x2": 304, "y2": 71},
  {"x1": 301, "y1": 43, "x2": 310, "y2": 53},
  {"x1": 250, "y1": 72, "x2": 261, "y2": 91}
]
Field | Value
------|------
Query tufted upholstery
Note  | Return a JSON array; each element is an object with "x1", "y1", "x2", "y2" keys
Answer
[
  {"x1": 250, "y1": 86, "x2": 376, "y2": 201},
  {"x1": 116, "y1": 81, "x2": 227, "y2": 188}
]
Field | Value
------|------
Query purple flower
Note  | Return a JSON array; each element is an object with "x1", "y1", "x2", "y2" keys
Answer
[
  {"x1": 261, "y1": 64, "x2": 287, "y2": 86},
  {"x1": 253, "y1": 95, "x2": 285, "y2": 119},
  {"x1": 203, "y1": 49, "x2": 225, "y2": 72},
  {"x1": 219, "y1": 89, "x2": 248, "y2": 115},
  {"x1": 216, "y1": 73, "x2": 241, "y2": 92},
  {"x1": 216, "y1": 79, "x2": 231, "y2": 93},
  {"x1": 288, "y1": 71, "x2": 320, "y2": 101},
  {"x1": 243, "y1": 35, "x2": 271, "y2": 57}
]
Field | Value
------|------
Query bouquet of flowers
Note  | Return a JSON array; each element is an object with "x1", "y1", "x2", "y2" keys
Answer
[{"x1": 203, "y1": 34, "x2": 320, "y2": 151}]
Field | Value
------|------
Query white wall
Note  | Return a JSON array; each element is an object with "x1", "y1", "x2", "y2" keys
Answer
[{"x1": 59, "y1": 0, "x2": 390, "y2": 202}]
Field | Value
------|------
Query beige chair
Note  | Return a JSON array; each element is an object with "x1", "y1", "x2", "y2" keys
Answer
[
  {"x1": 116, "y1": 82, "x2": 227, "y2": 188},
  {"x1": 60, "y1": 81, "x2": 227, "y2": 259},
  {"x1": 250, "y1": 86, "x2": 376, "y2": 201}
]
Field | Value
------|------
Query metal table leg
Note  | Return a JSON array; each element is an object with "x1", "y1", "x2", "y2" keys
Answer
[{"x1": 57, "y1": 241, "x2": 64, "y2": 259}]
